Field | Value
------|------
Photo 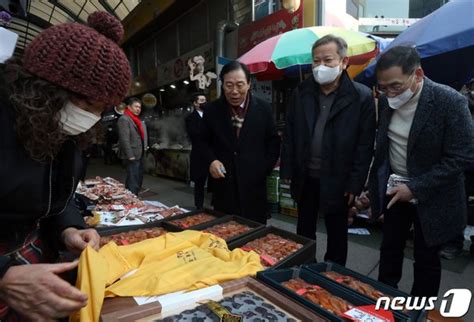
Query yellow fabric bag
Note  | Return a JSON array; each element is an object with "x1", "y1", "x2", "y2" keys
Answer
[{"x1": 70, "y1": 230, "x2": 263, "y2": 322}]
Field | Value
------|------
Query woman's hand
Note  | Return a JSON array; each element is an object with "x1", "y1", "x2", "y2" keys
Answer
[
  {"x1": 62, "y1": 227, "x2": 100, "y2": 254},
  {"x1": 0, "y1": 262, "x2": 87, "y2": 321}
]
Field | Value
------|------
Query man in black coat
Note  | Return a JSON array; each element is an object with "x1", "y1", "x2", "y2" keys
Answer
[
  {"x1": 368, "y1": 46, "x2": 474, "y2": 297},
  {"x1": 185, "y1": 93, "x2": 208, "y2": 209},
  {"x1": 197, "y1": 61, "x2": 280, "y2": 224},
  {"x1": 280, "y1": 35, "x2": 376, "y2": 265}
]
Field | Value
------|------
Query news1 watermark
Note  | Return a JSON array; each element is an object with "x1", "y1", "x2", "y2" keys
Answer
[{"x1": 375, "y1": 289, "x2": 472, "y2": 318}]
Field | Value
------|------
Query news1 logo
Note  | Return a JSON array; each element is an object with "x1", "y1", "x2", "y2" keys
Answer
[{"x1": 375, "y1": 289, "x2": 472, "y2": 318}]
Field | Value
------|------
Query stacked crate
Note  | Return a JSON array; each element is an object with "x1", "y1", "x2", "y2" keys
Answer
[
  {"x1": 279, "y1": 181, "x2": 298, "y2": 217},
  {"x1": 266, "y1": 167, "x2": 280, "y2": 214}
]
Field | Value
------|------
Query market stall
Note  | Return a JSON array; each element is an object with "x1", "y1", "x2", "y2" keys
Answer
[
  {"x1": 144, "y1": 112, "x2": 192, "y2": 181},
  {"x1": 149, "y1": 144, "x2": 191, "y2": 181},
  {"x1": 76, "y1": 176, "x2": 186, "y2": 227},
  {"x1": 73, "y1": 176, "x2": 426, "y2": 322}
]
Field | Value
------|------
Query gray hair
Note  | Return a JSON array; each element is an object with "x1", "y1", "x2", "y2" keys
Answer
[{"x1": 311, "y1": 34, "x2": 348, "y2": 58}]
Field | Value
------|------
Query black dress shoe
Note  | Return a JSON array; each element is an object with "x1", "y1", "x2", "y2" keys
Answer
[{"x1": 439, "y1": 246, "x2": 463, "y2": 260}]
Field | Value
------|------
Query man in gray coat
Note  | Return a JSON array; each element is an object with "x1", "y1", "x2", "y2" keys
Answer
[
  {"x1": 369, "y1": 46, "x2": 474, "y2": 297},
  {"x1": 117, "y1": 97, "x2": 148, "y2": 195}
]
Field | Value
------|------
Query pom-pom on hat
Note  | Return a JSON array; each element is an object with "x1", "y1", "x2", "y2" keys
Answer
[{"x1": 23, "y1": 11, "x2": 131, "y2": 106}]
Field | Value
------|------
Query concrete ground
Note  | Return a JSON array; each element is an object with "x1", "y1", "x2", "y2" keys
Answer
[{"x1": 86, "y1": 159, "x2": 474, "y2": 320}]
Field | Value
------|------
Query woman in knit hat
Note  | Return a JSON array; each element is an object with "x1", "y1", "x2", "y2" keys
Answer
[{"x1": 0, "y1": 11, "x2": 131, "y2": 320}]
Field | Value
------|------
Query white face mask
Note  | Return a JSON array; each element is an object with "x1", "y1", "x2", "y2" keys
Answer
[
  {"x1": 312, "y1": 64, "x2": 341, "y2": 85},
  {"x1": 387, "y1": 86, "x2": 415, "y2": 110},
  {"x1": 379, "y1": 73, "x2": 418, "y2": 109},
  {"x1": 59, "y1": 101, "x2": 101, "y2": 135}
]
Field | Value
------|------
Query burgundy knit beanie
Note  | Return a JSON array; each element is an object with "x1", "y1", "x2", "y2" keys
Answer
[{"x1": 23, "y1": 11, "x2": 131, "y2": 106}]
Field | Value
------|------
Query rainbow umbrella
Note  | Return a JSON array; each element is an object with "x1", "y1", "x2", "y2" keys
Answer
[{"x1": 238, "y1": 26, "x2": 378, "y2": 80}]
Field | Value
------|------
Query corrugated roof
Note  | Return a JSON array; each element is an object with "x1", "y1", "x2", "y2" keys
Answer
[{"x1": 1, "y1": 0, "x2": 140, "y2": 57}]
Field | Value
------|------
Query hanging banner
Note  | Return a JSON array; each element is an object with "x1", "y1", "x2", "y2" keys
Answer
[
  {"x1": 237, "y1": 0, "x2": 304, "y2": 56},
  {"x1": 157, "y1": 43, "x2": 214, "y2": 87}
]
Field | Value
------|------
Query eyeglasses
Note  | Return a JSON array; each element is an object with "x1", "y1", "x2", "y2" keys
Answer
[
  {"x1": 377, "y1": 73, "x2": 415, "y2": 95},
  {"x1": 223, "y1": 82, "x2": 248, "y2": 92}
]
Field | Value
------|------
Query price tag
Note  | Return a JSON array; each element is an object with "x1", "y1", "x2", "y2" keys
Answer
[
  {"x1": 296, "y1": 288, "x2": 307, "y2": 296},
  {"x1": 240, "y1": 246, "x2": 254, "y2": 252},
  {"x1": 343, "y1": 305, "x2": 394, "y2": 322},
  {"x1": 260, "y1": 254, "x2": 277, "y2": 266}
]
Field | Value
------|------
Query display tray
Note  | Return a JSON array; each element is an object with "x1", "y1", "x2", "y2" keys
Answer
[
  {"x1": 189, "y1": 215, "x2": 266, "y2": 244},
  {"x1": 97, "y1": 220, "x2": 166, "y2": 236},
  {"x1": 100, "y1": 277, "x2": 327, "y2": 322},
  {"x1": 161, "y1": 208, "x2": 230, "y2": 232},
  {"x1": 257, "y1": 268, "x2": 405, "y2": 322},
  {"x1": 97, "y1": 221, "x2": 168, "y2": 248},
  {"x1": 303, "y1": 262, "x2": 424, "y2": 321},
  {"x1": 227, "y1": 226, "x2": 316, "y2": 270}
]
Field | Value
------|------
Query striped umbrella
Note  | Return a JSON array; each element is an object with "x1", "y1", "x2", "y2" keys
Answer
[{"x1": 238, "y1": 26, "x2": 378, "y2": 80}]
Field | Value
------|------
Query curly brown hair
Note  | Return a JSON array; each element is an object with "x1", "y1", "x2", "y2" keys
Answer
[{"x1": 3, "y1": 59, "x2": 99, "y2": 162}]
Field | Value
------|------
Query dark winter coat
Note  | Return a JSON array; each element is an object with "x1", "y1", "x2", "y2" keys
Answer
[
  {"x1": 0, "y1": 98, "x2": 86, "y2": 276},
  {"x1": 368, "y1": 78, "x2": 474, "y2": 247},
  {"x1": 185, "y1": 109, "x2": 208, "y2": 181},
  {"x1": 280, "y1": 72, "x2": 376, "y2": 212},
  {"x1": 197, "y1": 95, "x2": 280, "y2": 223}
]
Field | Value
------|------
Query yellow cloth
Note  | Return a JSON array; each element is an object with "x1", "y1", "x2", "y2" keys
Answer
[{"x1": 70, "y1": 230, "x2": 263, "y2": 322}]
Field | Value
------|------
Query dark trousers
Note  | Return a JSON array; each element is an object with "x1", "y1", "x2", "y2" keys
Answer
[
  {"x1": 193, "y1": 176, "x2": 207, "y2": 209},
  {"x1": 378, "y1": 201, "x2": 441, "y2": 297},
  {"x1": 125, "y1": 159, "x2": 144, "y2": 195},
  {"x1": 103, "y1": 143, "x2": 115, "y2": 165},
  {"x1": 296, "y1": 176, "x2": 348, "y2": 265}
]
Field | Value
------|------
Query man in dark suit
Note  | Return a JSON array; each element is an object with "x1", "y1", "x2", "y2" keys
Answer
[
  {"x1": 197, "y1": 61, "x2": 280, "y2": 224},
  {"x1": 280, "y1": 35, "x2": 376, "y2": 265},
  {"x1": 369, "y1": 46, "x2": 474, "y2": 297},
  {"x1": 185, "y1": 93, "x2": 208, "y2": 209}
]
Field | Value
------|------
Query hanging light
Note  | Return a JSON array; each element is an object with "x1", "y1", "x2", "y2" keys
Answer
[
  {"x1": 183, "y1": 80, "x2": 190, "y2": 85},
  {"x1": 170, "y1": 84, "x2": 176, "y2": 89}
]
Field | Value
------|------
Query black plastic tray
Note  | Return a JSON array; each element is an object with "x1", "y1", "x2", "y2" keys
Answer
[
  {"x1": 257, "y1": 267, "x2": 403, "y2": 322},
  {"x1": 303, "y1": 263, "x2": 424, "y2": 321},
  {"x1": 189, "y1": 215, "x2": 266, "y2": 244},
  {"x1": 227, "y1": 226, "x2": 316, "y2": 269},
  {"x1": 161, "y1": 208, "x2": 230, "y2": 232},
  {"x1": 98, "y1": 220, "x2": 166, "y2": 237}
]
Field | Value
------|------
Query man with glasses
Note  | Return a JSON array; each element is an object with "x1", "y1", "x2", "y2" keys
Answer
[
  {"x1": 280, "y1": 35, "x2": 376, "y2": 265},
  {"x1": 197, "y1": 61, "x2": 280, "y2": 223},
  {"x1": 369, "y1": 46, "x2": 474, "y2": 297}
]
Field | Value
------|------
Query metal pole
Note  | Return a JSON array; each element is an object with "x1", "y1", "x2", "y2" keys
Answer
[{"x1": 251, "y1": 0, "x2": 256, "y2": 21}]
